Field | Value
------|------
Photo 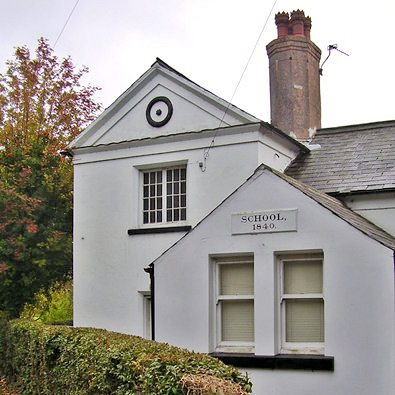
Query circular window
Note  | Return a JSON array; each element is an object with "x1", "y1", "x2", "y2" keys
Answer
[{"x1": 146, "y1": 96, "x2": 173, "y2": 127}]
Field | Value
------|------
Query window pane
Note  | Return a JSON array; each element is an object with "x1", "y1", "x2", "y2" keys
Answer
[
  {"x1": 222, "y1": 300, "x2": 254, "y2": 342},
  {"x1": 284, "y1": 260, "x2": 322, "y2": 294},
  {"x1": 142, "y1": 167, "x2": 186, "y2": 225},
  {"x1": 286, "y1": 299, "x2": 324, "y2": 342},
  {"x1": 180, "y1": 208, "x2": 186, "y2": 220},
  {"x1": 220, "y1": 263, "x2": 254, "y2": 295}
]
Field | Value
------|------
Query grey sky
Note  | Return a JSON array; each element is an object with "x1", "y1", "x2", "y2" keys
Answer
[{"x1": 1, "y1": 0, "x2": 394, "y2": 128}]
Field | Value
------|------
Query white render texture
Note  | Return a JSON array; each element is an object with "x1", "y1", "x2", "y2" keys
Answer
[
  {"x1": 72, "y1": 123, "x2": 298, "y2": 334},
  {"x1": 71, "y1": 62, "x2": 300, "y2": 334},
  {"x1": 154, "y1": 169, "x2": 395, "y2": 395}
]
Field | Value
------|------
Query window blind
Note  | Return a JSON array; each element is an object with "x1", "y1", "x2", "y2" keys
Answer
[
  {"x1": 284, "y1": 259, "x2": 323, "y2": 294},
  {"x1": 220, "y1": 263, "x2": 254, "y2": 295},
  {"x1": 285, "y1": 299, "x2": 324, "y2": 342},
  {"x1": 222, "y1": 300, "x2": 254, "y2": 342}
]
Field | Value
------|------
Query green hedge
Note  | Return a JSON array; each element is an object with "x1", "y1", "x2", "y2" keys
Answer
[
  {"x1": 0, "y1": 319, "x2": 252, "y2": 395},
  {"x1": 20, "y1": 279, "x2": 73, "y2": 326}
]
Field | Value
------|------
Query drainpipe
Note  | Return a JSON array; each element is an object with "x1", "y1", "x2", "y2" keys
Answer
[{"x1": 144, "y1": 264, "x2": 155, "y2": 341}]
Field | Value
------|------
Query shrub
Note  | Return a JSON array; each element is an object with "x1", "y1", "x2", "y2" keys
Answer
[
  {"x1": 20, "y1": 280, "x2": 72, "y2": 325},
  {"x1": 0, "y1": 320, "x2": 252, "y2": 395}
]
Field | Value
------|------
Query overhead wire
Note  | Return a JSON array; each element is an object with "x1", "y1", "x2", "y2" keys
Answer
[
  {"x1": 53, "y1": 0, "x2": 81, "y2": 48},
  {"x1": 200, "y1": 0, "x2": 278, "y2": 172}
]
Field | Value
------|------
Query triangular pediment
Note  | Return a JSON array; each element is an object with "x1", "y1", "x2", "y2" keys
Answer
[{"x1": 70, "y1": 59, "x2": 260, "y2": 148}]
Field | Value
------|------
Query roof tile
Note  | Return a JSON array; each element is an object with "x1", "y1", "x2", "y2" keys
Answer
[{"x1": 286, "y1": 121, "x2": 395, "y2": 194}]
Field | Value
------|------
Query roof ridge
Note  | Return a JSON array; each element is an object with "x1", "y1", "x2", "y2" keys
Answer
[
  {"x1": 152, "y1": 57, "x2": 196, "y2": 84},
  {"x1": 317, "y1": 120, "x2": 395, "y2": 135}
]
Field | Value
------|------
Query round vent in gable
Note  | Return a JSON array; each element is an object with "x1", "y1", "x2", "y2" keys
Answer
[{"x1": 146, "y1": 96, "x2": 173, "y2": 127}]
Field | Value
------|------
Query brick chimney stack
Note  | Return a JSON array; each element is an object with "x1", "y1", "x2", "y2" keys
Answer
[{"x1": 266, "y1": 10, "x2": 321, "y2": 141}]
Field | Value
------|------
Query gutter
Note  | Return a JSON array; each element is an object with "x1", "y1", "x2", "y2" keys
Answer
[{"x1": 144, "y1": 264, "x2": 155, "y2": 341}]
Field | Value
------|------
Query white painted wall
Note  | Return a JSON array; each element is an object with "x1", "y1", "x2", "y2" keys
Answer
[
  {"x1": 342, "y1": 192, "x2": 395, "y2": 236},
  {"x1": 73, "y1": 125, "x2": 298, "y2": 335},
  {"x1": 154, "y1": 169, "x2": 395, "y2": 395}
]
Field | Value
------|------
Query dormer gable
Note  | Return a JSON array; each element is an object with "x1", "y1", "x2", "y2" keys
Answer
[{"x1": 70, "y1": 58, "x2": 260, "y2": 149}]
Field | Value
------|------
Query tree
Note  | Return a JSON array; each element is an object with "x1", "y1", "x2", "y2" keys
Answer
[{"x1": 0, "y1": 38, "x2": 100, "y2": 317}]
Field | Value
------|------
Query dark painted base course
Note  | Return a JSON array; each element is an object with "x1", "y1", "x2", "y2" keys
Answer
[
  {"x1": 128, "y1": 226, "x2": 192, "y2": 235},
  {"x1": 210, "y1": 353, "x2": 334, "y2": 371}
]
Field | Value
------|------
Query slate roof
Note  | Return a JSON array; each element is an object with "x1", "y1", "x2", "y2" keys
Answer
[
  {"x1": 286, "y1": 120, "x2": 395, "y2": 194},
  {"x1": 267, "y1": 166, "x2": 395, "y2": 251}
]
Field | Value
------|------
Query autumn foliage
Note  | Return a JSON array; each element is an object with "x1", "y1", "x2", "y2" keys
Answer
[{"x1": 0, "y1": 38, "x2": 100, "y2": 316}]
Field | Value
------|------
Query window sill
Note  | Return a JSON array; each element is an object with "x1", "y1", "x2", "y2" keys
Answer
[
  {"x1": 128, "y1": 225, "x2": 192, "y2": 235},
  {"x1": 209, "y1": 353, "x2": 334, "y2": 371}
]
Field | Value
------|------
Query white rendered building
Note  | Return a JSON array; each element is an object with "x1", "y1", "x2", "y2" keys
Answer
[{"x1": 69, "y1": 10, "x2": 395, "y2": 395}]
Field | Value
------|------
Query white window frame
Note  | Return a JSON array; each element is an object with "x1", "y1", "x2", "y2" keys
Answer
[
  {"x1": 143, "y1": 294, "x2": 151, "y2": 340},
  {"x1": 277, "y1": 253, "x2": 324, "y2": 355},
  {"x1": 213, "y1": 255, "x2": 254, "y2": 353},
  {"x1": 140, "y1": 165, "x2": 187, "y2": 227}
]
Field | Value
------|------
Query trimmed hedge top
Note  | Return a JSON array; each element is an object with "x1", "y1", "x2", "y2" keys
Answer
[{"x1": 0, "y1": 319, "x2": 252, "y2": 394}]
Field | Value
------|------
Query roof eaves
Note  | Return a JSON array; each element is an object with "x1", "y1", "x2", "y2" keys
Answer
[
  {"x1": 71, "y1": 121, "x2": 262, "y2": 153},
  {"x1": 329, "y1": 187, "x2": 395, "y2": 197},
  {"x1": 260, "y1": 122, "x2": 310, "y2": 153}
]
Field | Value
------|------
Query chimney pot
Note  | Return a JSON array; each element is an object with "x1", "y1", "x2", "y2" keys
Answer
[
  {"x1": 290, "y1": 9, "x2": 305, "y2": 36},
  {"x1": 275, "y1": 12, "x2": 289, "y2": 38},
  {"x1": 304, "y1": 16, "x2": 312, "y2": 40}
]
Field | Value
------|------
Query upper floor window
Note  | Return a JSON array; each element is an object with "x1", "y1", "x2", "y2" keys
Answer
[
  {"x1": 142, "y1": 166, "x2": 186, "y2": 225},
  {"x1": 278, "y1": 253, "x2": 324, "y2": 354}
]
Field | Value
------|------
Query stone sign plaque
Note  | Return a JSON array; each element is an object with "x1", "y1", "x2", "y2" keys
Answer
[{"x1": 231, "y1": 209, "x2": 297, "y2": 235}]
